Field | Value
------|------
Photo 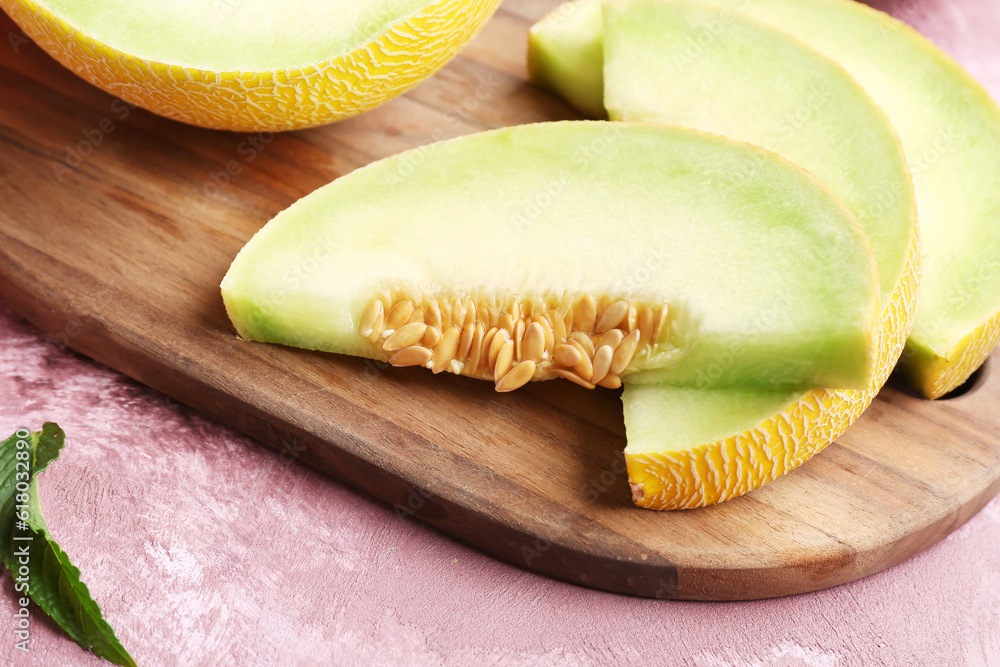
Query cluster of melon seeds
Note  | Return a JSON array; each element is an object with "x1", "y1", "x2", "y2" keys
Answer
[{"x1": 357, "y1": 292, "x2": 669, "y2": 391}]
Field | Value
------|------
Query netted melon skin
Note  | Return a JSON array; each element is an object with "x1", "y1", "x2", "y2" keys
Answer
[
  {"x1": 4, "y1": 0, "x2": 500, "y2": 131},
  {"x1": 628, "y1": 235, "x2": 921, "y2": 510},
  {"x1": 901, "y1": 312, "x2": 1000, "y2": 400}
]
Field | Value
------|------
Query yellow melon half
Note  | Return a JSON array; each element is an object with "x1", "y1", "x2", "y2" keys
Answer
[{"x1": 3, "y1": 0, "x2": 500, "y2": 131}]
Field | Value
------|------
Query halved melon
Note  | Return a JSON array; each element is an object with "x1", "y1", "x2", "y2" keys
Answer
[
  {"x1": 222, "y1": 122, "x2": 879, "y2": 394},
  {"x1": 2, "y1": 0, "x2": 500, "y2": 131},
  {"x1": 530, "y1": 0, "x2": 1000, "y2": 400},
  {"x1": 529, "y1": 0, "x2": 919, "y2": 509}
]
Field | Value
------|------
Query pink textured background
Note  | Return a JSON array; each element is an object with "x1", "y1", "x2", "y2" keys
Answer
[{"x1": 2, "y1": 0, "x2": 1000, "y2": 665}]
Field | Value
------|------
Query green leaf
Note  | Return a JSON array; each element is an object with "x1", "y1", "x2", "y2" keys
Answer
[
  {"x1": 2, "y1": 425, "x2": 137, "y2": 667},
  {"x1": 32, "y1": 422, "x2": 66, "y2": 476},
  {"x1": 0, "y1": 426, "x2": 34, "y2": 565}
]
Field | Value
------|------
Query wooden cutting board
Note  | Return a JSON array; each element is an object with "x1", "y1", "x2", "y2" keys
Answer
[{"x1": 1, "y1": 2, "x2": 998, "y2": 601}]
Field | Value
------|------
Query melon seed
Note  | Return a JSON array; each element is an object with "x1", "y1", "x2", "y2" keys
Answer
[
  {"x1": 432, "y1": 326, "x2": 461, "y2": 373},
  {"x1": 386, "y1": 300, "x2": 414, "y2": 330},
  {"x1": 358, "y1": 299, "x2": 384, "y2": 338},
  {"x1": 496, "y1": 360, "x2": 536, "y2": 392},
  {"x1": 592, "y1": 344, "x2": 614, "y2": 384},
  {"x1": 384, "y1": 322, "x2": 427, "y2": 351},
  {"x1": 575, "y1": 294, "x2": 597, "y2": 333},
  {"x1": 494, "y1": 340, "x2": 515, "y2": 381},
  {"x1": 390, "y1": 345, "x2": 433, "y2": 367},
  {"x1": 554, "y1": 369, "x2": 597, "y2": 389},
  {"x1": 554, "y1": 343, "x2": 582, "y2": 367},
  {"x1": 612, "y1": 330, "x2": 642, "y2": 375},
  {"x1": 422, "y1": 326, "x2": 443, "y2": 348},
  {"x1": 523, "y1": 322, "x2": 546, "y2": 361},
  {"x1": 457, "y1": 323, "x2": 476, "y2": 362}
]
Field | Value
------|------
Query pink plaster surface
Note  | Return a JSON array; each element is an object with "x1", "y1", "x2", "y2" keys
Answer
[{"x1": 2, "y1": 0, "x2": 1000, "y2": 665}]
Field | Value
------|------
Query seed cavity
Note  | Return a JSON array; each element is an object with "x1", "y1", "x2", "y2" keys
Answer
[{"x1": 359, "y1": 291, "x2": 670, "y2": 392}]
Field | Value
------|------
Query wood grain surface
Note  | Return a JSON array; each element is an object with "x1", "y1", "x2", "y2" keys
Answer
[{"x1": 1, "y1": 1, "x2": 999, "y2": 600}]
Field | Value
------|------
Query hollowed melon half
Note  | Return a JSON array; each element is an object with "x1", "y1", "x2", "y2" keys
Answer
[
  {"x1": 222, "y1": 122, "x2": 879, "y2": 395},
  {"x1": 531, "y1": 0, "x2": 1000, "y2": 400},
  {"x1": 2, "y1": 0, "x2": 500, "y2": 131}
]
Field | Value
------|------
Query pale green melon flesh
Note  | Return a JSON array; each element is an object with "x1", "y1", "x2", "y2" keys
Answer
[
  {"x1": 624, "y1": 384, "x2": 799, "y2": 454},
  {"x1": 531, "y1": 0, "x2": 1000, "y2": 382},
  {"x1": 528, "y1": 1, "x2": 606, "y2": 118},
  {"x1": 602, "y1": 0, "x2": 915, "y2": 387},
  {"x1": 528, "y1": 0, "x2": 606, "y2": 118},
  {"x1": 222, "y1": 121, "x2": 878, "y2": 391},
  {"x1": 700, "y1": 0, "x2": 1000, "y2": 369},
  {"x1": 37, "y1": 0, "x2": 432, "y2": 70}
]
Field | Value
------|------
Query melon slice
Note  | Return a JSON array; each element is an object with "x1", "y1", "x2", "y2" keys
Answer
[
  {"x1": 698, "y1": 0, "x2": 1000, "y2": 398},
  {"x1": 529, "y1": 0, "x2": 919, "y2": 509},
  {"x1": 222, "y1": 122, "x2": 879, "y2": 394},
  {"x1": 530, "y1": 0, "x2": 1000, "y2": 400},
  {"x1": 2, "y1": 0, "x2": 500, "y2": 131},
  {"x1": 528, "y1": 0, "x2": 606, "y2": 119}
]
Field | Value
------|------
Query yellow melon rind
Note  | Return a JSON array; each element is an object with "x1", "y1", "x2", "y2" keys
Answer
[
  {"x1": 903, "y1": 311, "x2": 1000, "y2": 400},
  {"x1": 4, "y1": 0, "x2": 501, "y2": 131}
]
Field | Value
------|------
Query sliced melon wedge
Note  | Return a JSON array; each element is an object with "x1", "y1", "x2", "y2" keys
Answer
[
  {"x1": 3, "y1": 0, "x2": 500, "y2": 131},
  {"x1": 530, "y1": 0, "x2": 1000, "y2": 400},
  {"x1": 529, "y1": 0, "x2": 919, "y2": 509},
  {"x1": 222, "y1": 122, "x2": 879, "y2": 394},
  {"x1": 698, "y1": 0, "x2": 1000, "y2": 398},
  {"x1": 528, "y1": 0, "x2": 607, "y2": 119}
]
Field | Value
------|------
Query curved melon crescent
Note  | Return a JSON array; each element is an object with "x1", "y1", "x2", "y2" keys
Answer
[
  {"x1": 531, "y1": 0, "x2": 1000, "y2": 401},
  {"x1": 221, "y1": 121, "x2": 880, "y2": 399},
  {"x1": 3, "y1": 0, "x2": 501, "y2": 131},
  {"x1": 531, "y1": 0, "x2": 921, "y2": 509}
]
